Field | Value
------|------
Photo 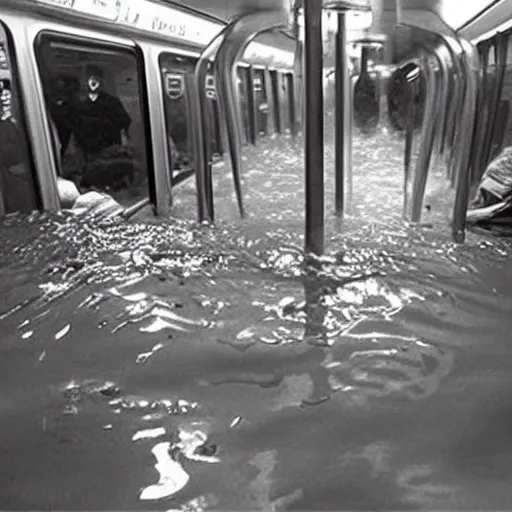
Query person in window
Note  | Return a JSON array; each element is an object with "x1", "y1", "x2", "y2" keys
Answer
[
  {"x1": 73, "y1": 64, "x2": 133, "y2": 190},
  {"x1": 0, "y1": 78, "x2": 34, "y2": 214},
  {"x1": 47, "y1": 74, "x2": 80, "y2": 161}
]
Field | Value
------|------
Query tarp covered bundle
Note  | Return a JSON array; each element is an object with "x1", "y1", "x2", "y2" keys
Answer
[{"x1": 467, "y1": 147, "x2": 512, "y2": 228}]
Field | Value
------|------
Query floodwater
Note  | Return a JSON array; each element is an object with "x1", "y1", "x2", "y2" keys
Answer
[{"x1": 1, "y1": 127, "x2": 512, "y2": 510}]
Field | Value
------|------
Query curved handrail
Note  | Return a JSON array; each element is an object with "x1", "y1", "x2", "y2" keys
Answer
[
  {"x1": 469, "y1": 40, "x2": 491, "y2": 183},
  {"x1": 214, "y1": 9, "x2": 289, "y2": 219},
  {"x1": 398, "y1": 9, "x2": 478, "y2": 242},
  {"x1": 452, "y1": 37, "x2": 479, "y2": 242},
  {"x1": 409, "y1": 51, "x2": 440, "y2": 222},
  {"x1": 191, "y1": 24, "x2": 232, "y2": 223},
  {"x1": 432, "y1": 43, "x2": 451, "y2": 161},
  {"x1": 480, "y1": 31, "x2": 509, "y2": 172}
]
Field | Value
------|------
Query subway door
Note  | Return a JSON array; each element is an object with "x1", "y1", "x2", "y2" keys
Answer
[
  {"x1": 0, "y1": 21, "x2": 42, "y2": 216},
  {"x1": 34, "y1": 33, "x2": 155, "y2": 211},
  {"x1": 280, "y1": 71, "x2": 291, "y2": 134},
  {"x1": 158, "y1": 53, "x2": 196, "y2": 188},
  {"x1": 205, "y1": 73, "x2": 223, "y2": 159},
  {"x1": 253, "y1": 68, "x2": 269, "y2": 137},
  {"x1": 237, "y1": 66, "x2": 254, "y2": 145},
  {"x1": 269, "y1": 69, "x2": 282, "y2": 135}
]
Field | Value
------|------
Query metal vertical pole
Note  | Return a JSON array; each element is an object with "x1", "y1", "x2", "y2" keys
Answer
[
  {"x1": 245, "y1": 66, "x2": 257, "y2": 145},
  {"x1": 304, "y1": 0, "x2": 324, "y2": 256},
  {"x1": 271, "y1": 70, "x2": 282, "y2": 134},
  {"x1": 185, "y1": 72, "x2": 209, "y2": 222},
  {"x1": 334, "y1": 11, "x2": 347, "y2": 216},
  {"x1": 286, "y1": 72, "x2": 297, "y2": 136},
  {"x1": 264, "y1": 68, "x2": 276, "y2": 134}
]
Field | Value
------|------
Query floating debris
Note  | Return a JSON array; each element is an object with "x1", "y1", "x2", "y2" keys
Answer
[
  {"x1": 140, "y1": 317, "x2": 189, "y2": 334},
  {"x1": 229, "y1": 416, "x2": 242, "y2": 428},
  {"x1": 133, "y1": 427, "x2": 166, "y2": 441},
  {"x1": 139, "y1": 442, "x2": 189, "y2": 501},
  {"x1": 136, "y1": 343, "x2": 164, "y2": 364},
  {"x1": 176, "y1": 427, "x2": 220, "y2": 464},
  {"x1": 55, "y1": 324, "x2": 71, "y2": 341}
]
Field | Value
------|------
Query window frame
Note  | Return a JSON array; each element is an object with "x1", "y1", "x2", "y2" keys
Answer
[
  {"x1": 33, "y1": 29, "x2": 157, "y2": 207},
  {"x1": 0, "y1": 20, "x2": 43, "y2": 212}
]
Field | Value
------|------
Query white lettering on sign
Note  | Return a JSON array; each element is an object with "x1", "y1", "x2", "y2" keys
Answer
[
  {"x1": 152, "y1": 17, "x2": 186, "y2": 38},
  {"x1": 112, "y1": 0, "x2": 141, "y2": 26},
  {"x1": 32, "y1": 0, "x2": 291, "y2": 64},
  {"x1": 36, "y1": 0, "x2": 223, "y2": 45}
]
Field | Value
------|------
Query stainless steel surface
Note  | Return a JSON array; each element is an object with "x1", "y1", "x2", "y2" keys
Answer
[
  {"x1": 451, "y1": 37, "x2": 478, "y2": 242},
  {"x1": 140, "y1": 42, "x2": 174, "y2": 216},
  {"x1": 214, "y1": 8, "x2": 290, "y2": 219},
  {"x1": 398, "y1": 6, "x2": 478, "y2": 242},
  {"x1": 334, "y1": 11, "x2": 348, "y2": 216},
  {"x1": 409, "y1": 52, "x2": 438, "y2": 223},
  {"x1": 323, "y1": 0, "x2": 372, "y2": 11},
  {"x1": 431, "y1": 44, "x2": 450, "y2": 160},
  {"x1": 303, "y1": 0, "x2": 324, "y2": 255},
  {"x1": 190, "y1": 26, "x2": 230, "y2": 222},
  {"x1": 353, "y1": 34, "x2": 388, "y2": 46}
]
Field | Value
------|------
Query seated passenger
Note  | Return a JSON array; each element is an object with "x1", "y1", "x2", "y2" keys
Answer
[
  {"x1": 0, "y1": 79, "x2": 34, "y2": 214},
  {"x1": 47, "y1": 74, "x2": 80, "y2": 160},
  {"x1": 73, "y1": 64, "x2": 133, "y2": 190}
]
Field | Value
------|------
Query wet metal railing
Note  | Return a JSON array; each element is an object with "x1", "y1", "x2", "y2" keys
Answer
[
  {"x1": 402, "y1": 62, "x2": 420, "y2": 218},
  {"x1": 398, "y1": 9, "x2": 479, "y2": 243},
  {"x1": 189, "y1": 7, "x2": 289, "y2": 224},
  {"x1": 452, "y1": 38, "x2": 479, "y2": 242},
  {"x1": 322, "y1": 0, "x2": 372, "y2": 222},
  {"x1": 480, "y1": 32, "x2": 509, "y2": 174},
  {"x1": 304, "y1": 0, "x2": 325, "y2": 256},
  {"x1": 189, "y1": 25, "x2": 230, "y2": 223},
  {"x1": 409, "y1": 51, "x2": 440, "y2": 223},
  {"x1": 469, "y1": 40, "x2": 491, "y2": 184},
  {"x1": 214, "y1": 9, "x2": 289, "y2": 221}
]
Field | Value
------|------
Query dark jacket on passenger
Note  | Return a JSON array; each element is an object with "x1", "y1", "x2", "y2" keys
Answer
[{"x1": 74, "y1": 91, "x2": 131, "y2": 156}]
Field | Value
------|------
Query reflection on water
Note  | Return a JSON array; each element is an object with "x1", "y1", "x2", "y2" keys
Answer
[{"x1": 1, "y1": 132, "x2": 512, "y2": 509}]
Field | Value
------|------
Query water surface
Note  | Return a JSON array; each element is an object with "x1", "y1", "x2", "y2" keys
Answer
[{"x1": 1, "y1": 130, "x2": 512, "y2": 510}]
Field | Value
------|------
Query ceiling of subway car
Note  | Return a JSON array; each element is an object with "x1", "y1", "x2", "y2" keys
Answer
[
  {"x1": 172, "y1": 0, "x2": 291, "y2": 20},
  {"x1": 170, "y1": 0, "x2": 503, "y2": 60},
  {"x1": 172, "y1": 0, "x2": 498, "y2": 30},
  {"x1": 170, "y1": 0, "x2": 297, "y2": 53}
]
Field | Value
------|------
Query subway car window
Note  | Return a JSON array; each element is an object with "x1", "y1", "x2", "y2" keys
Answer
[
  {"x1": 35, "y1": 35, "x2": 150, "y2": 207},
  {"x1": 158, "y1": 52, "x2": 194, "y2": 184},
  {"x1": 0, "y1": 25, "x2": 39, "y2": 216}
]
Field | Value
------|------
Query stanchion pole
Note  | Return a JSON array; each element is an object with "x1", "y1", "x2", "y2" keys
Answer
[
  {"x1": 334, "y1": 11, "x2": 347, "y2": 216},
  {"x1": 304, "y1": 0, "x2": 324, "y2": 256}
]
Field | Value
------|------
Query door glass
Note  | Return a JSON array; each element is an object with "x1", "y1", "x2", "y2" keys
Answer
[
  {"x1": 36, "y1": 35, "x2": 151, "y2": 208},
  {"x1": 159, "y1": 53, "x2": 195, "y2": 185},
  {"x1": 0, "y1": 24, "x2": 39, "y2": 216},
  {"x1": 280, "y1": 72, "x2": 291, "y2": 133},
  {"x1": 237, "y1": 66, "x2": 250, "y2": 144},
  {"x1": 254, "y1": 68, "x2": 268, "y2": 136}
]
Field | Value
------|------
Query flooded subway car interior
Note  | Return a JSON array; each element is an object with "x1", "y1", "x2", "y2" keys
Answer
[{"x1": 6, "y1": 0, "x2": 512, "y2": 510}]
